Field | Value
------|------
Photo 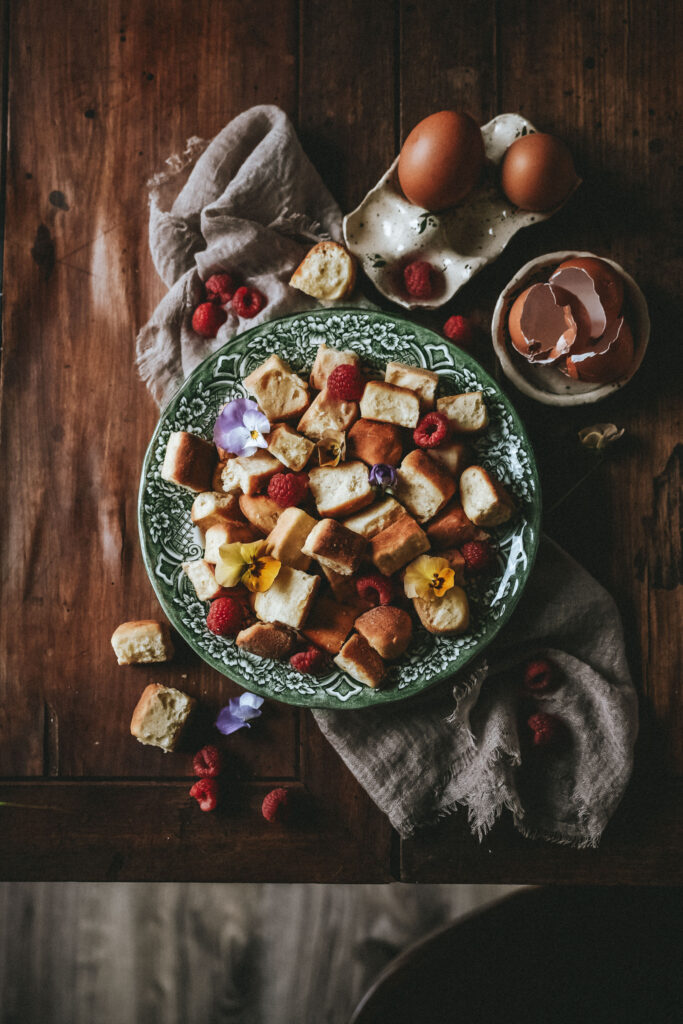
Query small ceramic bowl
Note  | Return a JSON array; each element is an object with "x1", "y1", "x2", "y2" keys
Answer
[{"x1": 491, "y1": 251, "x2": 650, "y2": 406}]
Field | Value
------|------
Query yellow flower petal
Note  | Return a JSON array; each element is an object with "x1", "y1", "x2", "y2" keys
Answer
[
  {"x1": 317, "y1": 429, "x2": 346, "y2": 468},
  {"x1": 404, "y1": 555, "x2": 456, "y2": 601},
  {"x1": 240, "y1": 539, "x2": 267, "y2": 564},
  {"x1": 241, "y1": 555, "x2": 281, "y2": 593},
  {"x1": 215, "y1": 542, "x2": 247, "y2": 587},
  {"x1": 431, "y1": 567, "x2": 455, "y2": 598}
]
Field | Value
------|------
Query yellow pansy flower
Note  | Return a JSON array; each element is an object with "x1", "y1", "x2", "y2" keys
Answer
[
  {"x1": 404, "y1": 555, "x2": 455, "y2": 601},
  {"x1": 317, "y1": 429, "x2": 346, "y2": 468},
  {"x1": 215, "y1": 540, "x2": 281, "y2": 593}
]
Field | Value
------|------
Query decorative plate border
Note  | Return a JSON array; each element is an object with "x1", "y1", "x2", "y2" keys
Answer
[{"x1": 138, "y1": 308, "x2": 541, "y2": 709}]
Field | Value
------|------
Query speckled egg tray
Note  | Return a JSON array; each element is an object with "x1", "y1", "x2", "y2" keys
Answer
[{"x1": 343, "y1": 113, "x2": 580, "y2": 310}]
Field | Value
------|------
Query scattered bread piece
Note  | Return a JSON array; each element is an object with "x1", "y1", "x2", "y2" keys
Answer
[
  {"x1": 297, "y1": 387, "x2": 359, "y2": 441},
  {"x1": 308, "y1": 461, "x2": 374, "y2": 518},
  {"x1": 371, "y1": 514, "x2": 430, "y2": 576},
  {"x1": 191, "y1": 492, "x2": 242, "y2": 530},
  {"x1": 426, "y1": 441, "x2": 471, "y2": 480},
  {"x1": 266, "y1": 506, "x2": 317, "y2": 571},
  {"x1": 359, "y1": 381, "x2": 420, "y2": 429},
  {"x1": 355, "y1": 606, "x2": 413, "y2": 660},
  {"x1": 130, "y1": 683, "x2": 196, "y2": 752},
  {"x1": 289, "y1": 241, "x2": 357, "y2": 301},
  {"x1": 425, "y1": 501, "x2": 479, "y2": 548},
  {"x1": 413, "y1": 585, "x2": 470, "y2": 635},
  {"x1": 459, "y1": 466, "x2": 515, "y2": 527},
  {"x1": 213, "y1": 460, "x2": 229, "y2": 492},
  {"x1": 243, "y1": 354, "x2": 310, "y2": 422},
  {"x1": 111, "y1": 621, "x2": 174, "y2": 666},
  {"x1": 182, "y1": 559, "x2": 225, "y2": 601},
  {"x1": 236, "y1": 622, "x2": 297, "y2": 660},
  {"x1": 436, "y1": 392, "x2": 489, "y2": 434},
  {"x1": 253, "y1": 566, "x2": 320, "y2": 629},
  {"x1": 385, "y1": 361, "x2": 439, "y2": 411},
  {"x1": 320, "y1": 563, "x2": 363, "y2": 604},
  {"x1": 395, "y1": 449, "x2": 456, "y2": 523},
  {"x1": 334, "y1": 633, "x2": 386, "y2": 688},
  {"x1": 220, "y1": 453, "x2": 282, "y2": 496},
  {"x1": 302, "y1": 595, "x2": 360, "y2": 655},
  {"x1": 302, "y1": 518, "x2": 366, "y2": 576},
  {"x1": 267, "y1": 423, "x2": 315, "y2": 472},
  {"x1": 204, "y1": 521, "x2": 260, "y2": 563},
  {"x1": 347, "y1": 418, "x2": 404, "y2": 467},
  {"x1": 239, "y1": 495, "x2": 283, "y2": 535},
  {"x1": 309, "y1": 344, "x2": 360, "y2": 390},
  {"x1": 343, "y1": 497, "x2": 405, "y2": 539},
  {"x1": 161, "y1": 431, "x2": 217, "y2": 492}
]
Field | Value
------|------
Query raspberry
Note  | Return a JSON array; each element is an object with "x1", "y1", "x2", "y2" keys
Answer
[
  {"x1": 290, "y1": 645, "x2": 329, "y2": 675},
  {"x1": 443, "y1": 315, "x2": 474, "y2": 348},
  {"x1": 356, "y1": 574, "x2": 394, "y2": 606},
  {"x1": 192, "y1": 302, "x2": 227, "y2": 338},
  {"x1": 527, "y1": 712, "x2": 561, "y2": 748},
  {"x1": 461, "y1": 540, "x2": 494, "y2": 573},
  {"x1": 192, "y1": 745, "x2": 222, "y2": 778},
  {"x1": 189, "y1": 778, "x2": 219, "y2": 812},
  {"x1": 232, "y1": 285, "x2": 265, "y2": 319},
  {"x1": 261, "y1": 787, "x2": 291, "y2": 823},
  {"x1": 206, "y1": 597, "x2": 243, "y2": 636},
  {"x1": 267, "y1": 472, "x2": 309, "y2": 508},
  {"x1": 413, "y1": 412, "x2": 449, "y2": 449},
  {"x1": 205, "y1": 272, "x2": 237, "y2": 304},
  {"x1": 327, "y1": 364, "x2": 365, "y2": 402},
  {"x1": 522, "y1": 658, "x2": 555, "y2": 694},
  {"x1": 403, "y1": 260, "x2": 434, "y2": 299}
]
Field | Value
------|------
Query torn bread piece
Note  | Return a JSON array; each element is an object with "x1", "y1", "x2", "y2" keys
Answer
[
  {"x1": 161, "y1": 431, "x2": 217, "y2": 492},
  {"x1": 426, "y1": 441, "x2": 471, "y2": 480},
  {"x1": 334, "y1": 633, "x2": 386, "y2": 689},
  {"x1": 220, "y1": 453, "x2": 281, "y2": 496},
  {"x1": 266, "y1": 507, "x2": 317, "y2": 571},
  {"x1": 385, "y1": 361, "x2": 439, "y2": 411},
  {"x1": 343, "y1": 496, "x2": 404, "y2": 539},
  {"x1": 204, "y1": 521, "x2": 260, "y2": 563},
  {"x1": 425, "y1": 501, "x2": 479, "y2": 549},
  {"x1": 130, "y1": 683, "x2": 196, "y2": 752},
  {"x1": 243, "y1": 354, "x2": 310, "y2": 422},
  {"x1": 235, "y1": 622, "x2": 297, "y2": 660},
  {"x1": 253, "y1": 566, "x2": 320, "y2": 630},
  {"x1": 297, "y1": 388, "x2": 358, "y2": 441},
  {"x1": 191, "y1": 492, "x2": 242, "y2": 531},
  {"x1": 239, "y1": 495, "x2": 283, "y2": 536},
  {"x1": 459, "y1": 466, "x2": 515, "y2": 527},
  {"x1": 302, "y1": 595, "x2": 360, "y2": 655},
  {"x1": 355, "y1": 605, "x2": 413, "y2": 660},
  {"x1": 182, "y1": 559, "x2": 225, "y2": 602},
  {"x1": 302, "y1": 518, "x2": 366, "y2": 576},
  {"x1": 267, "y1": 423, "x2": 315, "y2": 472},
  {"x1": 289, "y1": 241, "x2": 357, "y2": 301},
  {"x1": 309, "y1": 344, "x2": 360, "y2": 390},
  {"x1": 359, "y1": 381, "x2": 420, "y2": 429},
  {"x1": 436, "y1": 392, "x2": 489, "y2": 434},
  {"x1": 413, "y1": 585, "x2": 470, "y2": 636},
  {"x1": 395, "y1": 449, "x2": 456, "y2": 523},
  {"x1": 320, "y1": 563, "x2": 363, "y2": 605},
  {"x1": 308, "y1": 461, "x2": 374, "y2": 518},
  {"x1": 370, "y1": 514, "x2": 430, "y2": 576},
  {"x1": 111, "y1": 621, "x2": 174, "y2": 666},
  {"x1": 347, "y1": 418, "x2": 403, "y2": 467}
]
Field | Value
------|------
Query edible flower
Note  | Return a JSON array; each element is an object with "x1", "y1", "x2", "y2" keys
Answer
[
  {"x1": 404, "y1": 555, "x2": 455, "y2": 601},
  {"x1": 369, "y1": 463, "x2": 398, "y2": 493},
  {"x1": 317, "y1": 429, "x2": 346, "y2": 468},
  {"x1": 213, "y1": 397, "x2": 270, "y2": 457},
  {"x1": 215, "y1": 540, "x2": 281, "y2": 593},
  {"x1": 215, "y1": 692, "x2": 264, "y2": 736},
  {"x1": 578, "y1": 423, "x2": 625, "y2": 450}
]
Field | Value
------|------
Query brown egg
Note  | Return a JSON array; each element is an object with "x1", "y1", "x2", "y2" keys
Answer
[
  {"x1": 500, "y1": 133, "x2": 578, "y2": 212},
  {"x1": 554, "y1": 257, "x2": 624, "y2": 318},
  {"x1": 565, "y1": 319, "x2": 634, "y2": 383},
  {"x1": 397, "y1": 111, "x2": 485, "y2": 211}
]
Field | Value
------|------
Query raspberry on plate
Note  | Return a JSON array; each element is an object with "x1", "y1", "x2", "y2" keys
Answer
[
  {"x1": 327, "y1": 364, "x2": 365, "y2": 402},
  {"x1": 522, "y1": 658, "x2": 555, "y2": 694},
  {"x1": 527, "y1": 711, "x2": 561, "y2": 748},
  {"x1": 443, "y1": 314, "x2": 474, "y2": 348},
  {"x1": 413, "y1": 411, "x2": 449, "y2": 449},
  {"x1": 267, "y1": 471, "x2": 309, "y2": 508},
  {"x1": 232, "y1": 285, "x2": 265, "y2": 319},
  {"x1": 189, "y1": 778, "x2": 219, "y2": 812},
  {"x1": 261, "y1": 787, "x2": 291, "y2": 823},
  {"x1": 205, "y1": 272, "x2": 237, "y2": 304},
  {"x1": 206, "y1": 597, "x2": 243, "y2": 636},
  {"x1": 403, "y1": 260, "x2": 434, "y2": 299},
  {"x1": 192, "y1": 302, "x2": 227, "y2": 338},
  {"x1": 192, "y1": 745, "x2": 223, "y2": 778},
  {"x1": 356, "y1": 574, "x2": 394, "y2": 606},
  {"x1": 290, "y1": 645, "x2": 329, "y2": 675},
  {"x1": 461, "y1": 540, "x2": 493, "y2": 573}
]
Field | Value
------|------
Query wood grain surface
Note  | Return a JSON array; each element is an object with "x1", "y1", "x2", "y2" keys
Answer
[{"x1": 0, "y1": 0, "x2": 680, "y2": 881}]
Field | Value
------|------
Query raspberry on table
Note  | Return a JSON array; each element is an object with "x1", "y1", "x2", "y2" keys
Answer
[
  {"x1": 527, "y1": 711, "x2": 561, "y2": 748},
  {"x1": 413, "y1": 411, "x2": 449, "y2": 449},
  {"x1": 192, "y1": 744, "x2": 223, "y2": 778},
  {"x1": 192, "y1": 302, "x2": 227, "y2": 338},
  {"x1": 290, "y1": 645, "x2": 329, "y2": 675},
  {"x1": 522, "y1": 658, "x2": 555, "y2": 694},
  {"x1": 327, "y1": 364, "x2": 365, "y2": 402},
  {"x1": 189, "y1": 778, "x2": 219, "y2": 812},
  {"x1": 267, "y1": 471, "x2": 309, "y2": 508},
  {"x1": 403, "y1": 260, "x2": 434, "y2": 299},
  {"x1": 261, "y1": 787, "x2": 291, "y2": 823},
  {"x1": 206, "y1": 597, "x2": 243, "y2": 636},
  {"x1": 205, "y1": 272, "x2": 237, "y2": 304},
  {"x1": 443, "y1": 314, "x2": 474, "y2": 348},
  {"x1": 461, "y1": 540, "x2": 493, "y2": 573},
  {"x1": 232, "y1": 285, "x2": 265, "y2": 318},
  {"x1": 356, "y1": 574, "x2": 394, "y2": 606}
]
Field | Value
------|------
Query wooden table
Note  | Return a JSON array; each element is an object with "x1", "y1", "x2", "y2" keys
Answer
[{"x1": 1, "y1": 0, "x2": 680, "y2": 882}]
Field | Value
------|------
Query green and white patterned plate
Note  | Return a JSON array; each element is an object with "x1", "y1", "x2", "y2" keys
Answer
[{"x1": 138, "y1": 308, "x2": 541, "y2": 710}]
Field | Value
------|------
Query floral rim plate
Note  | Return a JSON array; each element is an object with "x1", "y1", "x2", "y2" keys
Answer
[{"x1": 138, "y1": 308, "x2": 541, "y2": 710}]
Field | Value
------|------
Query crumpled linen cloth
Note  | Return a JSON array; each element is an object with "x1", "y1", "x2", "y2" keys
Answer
[{"x1": 137, "y1": 106, "x2": 638, "y2": 847}]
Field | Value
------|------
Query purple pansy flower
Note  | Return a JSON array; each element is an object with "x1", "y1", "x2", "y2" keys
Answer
[
  {"x1": 369, "y1": 463, "x2": 398, "y2": 492},
  {"x1": 215, "y1": 692, "x2": 265, "y2": 736},
  {"x1": 214, "y1": 398, "x2": 270, "y2": 457}
]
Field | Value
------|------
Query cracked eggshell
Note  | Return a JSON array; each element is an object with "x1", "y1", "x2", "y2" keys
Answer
[
  {"x1": 343, "y1": 114, "x2": 580, "y2": 310},
  {"x1": 508, "y1": 282, "x2": 587, "y2": 364},
  {"x1": 553, "y1": 256, "x2": 624, "y2": 319},
  {"x1": 566, "y1": 318, "x2": 635, "y2": 383},
  {"x1": 492, "y1": 251, "x2": 650, "y2": 406}
]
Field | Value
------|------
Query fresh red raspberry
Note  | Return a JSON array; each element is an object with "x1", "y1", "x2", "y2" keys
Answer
[
  {"x1": 413, "y1": 411, "x2": 449, "y2": 449},
  {"x1": 461, "y1": 540, "x2": 494, "y2": 573},
  {"x1": 189, "y1": 778, "x2": 219, "y2": 812},
  {"x1": 192, "y1": 745, "x2": 222, "y2": 778},
  {"x1": 527, "y1": 712, "x2": 561, "y2": 748},
  {"x1": 522, "y1": 658, "x2": 555, "y2": 694},
  {"x1": 206, "y1": 597, "x2": 243, "y2": 636},
  {"x1": 327, "y1": 364, "x2": 365, "y2": 402},
  {"x1": 267, "y1": 471, "x2": 309, "y2": 508},
  {"x1": 443, "y1": 314, "x2": 474, "y2": 348},
  {"x1": 232, "y1": 285, "x2": 265, "y2": 319},
  {"x1": 355, "y1": 574, "x2": 394, "y2": 606},
  {"x1": 290, "y1": 645, "x2": 329, "y2": 675},
  {"x1": 192, "y1": 302, "x2": 227, "y2": 338},
  {"x1": 205, "y1": 272, "x2": 237, "y2": 304},
  {"x1": 261, "y1": 787, "x2": 291, "y2": 823},
  {"x1": 403, "y1": 260, "x2": 434, "y2": 298}
]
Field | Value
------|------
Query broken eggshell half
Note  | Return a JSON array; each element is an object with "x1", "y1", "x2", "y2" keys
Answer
[{"x1": 492, "y1": 251, "x2": 650, "y2": 406}]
